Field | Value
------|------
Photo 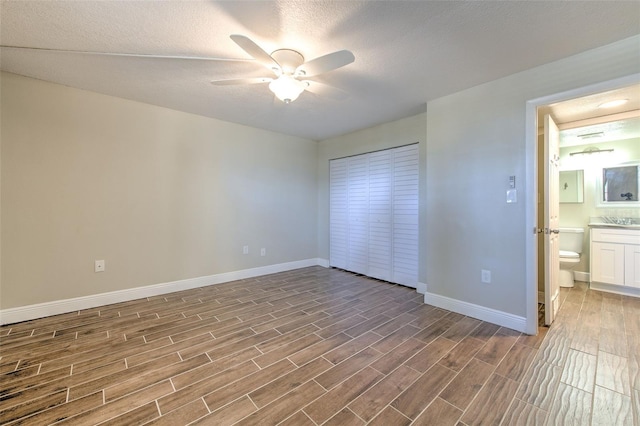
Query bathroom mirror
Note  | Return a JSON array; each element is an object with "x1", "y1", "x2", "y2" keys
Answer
[
  {"x1": 597, "y1": 163, "x2": 640, "y2": 207},
  {"x1": 559, "y1": 170, "x2": 584, "y2": 203}
]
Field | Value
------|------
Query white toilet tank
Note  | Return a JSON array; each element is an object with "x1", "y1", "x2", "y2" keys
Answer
[{"x1": 559, "y1": 228, "x2": 584, "y2": 253}]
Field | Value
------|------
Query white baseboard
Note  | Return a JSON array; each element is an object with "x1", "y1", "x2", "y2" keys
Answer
[
  {"x1": 574, "y1": 271, "x2": 590, "y2": 282},
  {"x1": 590, "y1": 281, "x2": 640, "y2": 298},
  {"x1": 424, "y1": 291, "x2": 527, "y2": 333},
  {"x1": 316, "y1": 258, "x2": 330, "y2": 268},
  {"x1": 416, "y1": 282, "x2": 427, "y2": 295},
  {"x1": 0, "y1": 258, "x2": 326, "y2": 325}
]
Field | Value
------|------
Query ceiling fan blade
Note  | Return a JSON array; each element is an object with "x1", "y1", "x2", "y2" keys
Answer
[
  {"x1": 0, "y1": 44, "x2": 252, "y2": 62},
  {"x1": 229, "y1": 35, "x2": 281, "y2": 74},
  {"x1": 303, "y1": 80, "x2": 349, "y2": 100},
  {"x1": 211, "y1": 77, "x2": 272, "y2": 86},
  {"x1": 296, "y1": 50, "x2": 355, "y2": 77}
]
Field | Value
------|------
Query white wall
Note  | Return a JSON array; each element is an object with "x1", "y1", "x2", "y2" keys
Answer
[
  {"x1": 1, "y1": 72, "x2": 318, "y2": 310},
  {"x1": 425, "y1": 35, "x2": 640, "y2": 321}
]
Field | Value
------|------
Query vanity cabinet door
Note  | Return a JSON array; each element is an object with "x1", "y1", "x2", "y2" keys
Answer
[
  {"x1": 591, "y1": 242, "x2": 625, "y2": 285},
  {"x1": 625, "y1": 245, "x2": 640, "y2": 288}
]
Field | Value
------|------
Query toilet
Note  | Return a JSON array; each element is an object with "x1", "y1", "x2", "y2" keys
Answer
[{"x1": 559, "y1": 227, "x2": 584, "y2": 288}]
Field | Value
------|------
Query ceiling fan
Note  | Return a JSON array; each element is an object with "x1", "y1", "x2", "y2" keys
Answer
[
  {"x1": 211, "y1": 35, "x2": 355, "y2": 104},
  {"x1": 1, "y1": 34, "x2": 355, "y2": 104}
]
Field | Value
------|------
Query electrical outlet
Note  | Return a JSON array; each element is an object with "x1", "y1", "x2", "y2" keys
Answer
[
  {"x1": 243, "y1": 245, "x2": 249, "y2": 255},
  {"x1": 95, "y1": 260, "x2": 105, "y2": 273},
  {"x1": 260, "y1": 248, "x2": 266, "y2": 256},
  {"x1": 481, "y1": 269, "x2": 491, "y2": 283}
]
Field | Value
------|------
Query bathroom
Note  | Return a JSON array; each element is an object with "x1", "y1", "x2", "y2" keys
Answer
[{"x1": 555, "y1": 114, "x2": 640, "y2": 294}]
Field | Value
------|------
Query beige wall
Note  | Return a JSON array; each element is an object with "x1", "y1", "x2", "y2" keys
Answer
[
  {"x1": 425, "y1": 35, "x2": 640, "y2": 317},
  {"x1": 313, "y1": 36, "x2": 639, "y2": 320},
  {"x1": 2, "y1": 35, "x2": 639, "y2": 323},
  {"x1": 1, "y1": 72, "x2": 318, "y2": 309},
  {"x1": 316, "y1": 112, "x2": 428, "y2": 283},
  {"x1": 559, "y1": 137, "x2": 640, "y2": 274}
]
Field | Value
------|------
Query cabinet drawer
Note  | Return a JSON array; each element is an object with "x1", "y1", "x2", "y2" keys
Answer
[{"x1": 591, "y1": 228, "x2": 640, "y2": 244}]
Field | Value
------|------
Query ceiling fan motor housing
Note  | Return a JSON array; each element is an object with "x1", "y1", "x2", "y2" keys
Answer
[{"x1": 271, "y1": 49, "x2": 305, "y2": 75}]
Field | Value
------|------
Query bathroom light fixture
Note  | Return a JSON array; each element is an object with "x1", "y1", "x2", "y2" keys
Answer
[
  {"x1": 569, "y1": 147, "x2": 614, "y2": 156},
  {"x1": 268, "y1": 74, "x2": 308, "y2": 104},
  {"x1": 577, "y1": 131, "x2": 604, "y2": 139},
  {"x1": 598, "y1": 99, "x2": 629, "y2": 108}
]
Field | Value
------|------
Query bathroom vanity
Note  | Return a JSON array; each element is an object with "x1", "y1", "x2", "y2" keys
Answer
[{"x1": 589, "y1": 219, "x2": 640, "y2": 297}]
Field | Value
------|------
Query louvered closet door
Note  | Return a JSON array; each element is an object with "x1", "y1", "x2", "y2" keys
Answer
[
  {"x1": 329, "y1": 144, "x2": 418, "y2": 286},
  {"x1": 347, "y1": 155, "x2": 369, "y2": 274},
  {"x1": 368, "y1": 150, "x2": 392, "y2": 281},
  {"x1": 392, "y1": 145, "x2": 419, "y2": 287},
  {"x1": 329, "y1": 158, "x2": 348, "y2": 269}
]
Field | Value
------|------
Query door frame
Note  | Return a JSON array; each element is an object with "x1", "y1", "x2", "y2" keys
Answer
[{"x1": 524, "y1": 73, "x2": 640, "y2": 335}]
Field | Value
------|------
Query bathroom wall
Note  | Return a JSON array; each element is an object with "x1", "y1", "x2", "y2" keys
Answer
[{"x1": 559, "y1": 137, "x2": 640, "y2": 274}]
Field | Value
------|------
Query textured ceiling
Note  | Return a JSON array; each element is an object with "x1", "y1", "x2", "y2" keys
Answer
[
  {"x1": 540, "y1": 83, "x2": 640, "y2": 146},
  {"x1": 1, "y1": 1, "x2": 639, "y2": 140}
]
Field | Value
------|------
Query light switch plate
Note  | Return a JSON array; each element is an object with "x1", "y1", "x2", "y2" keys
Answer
[{"x1": 506, "y1": 189, "x2": 517, "y2": 203}]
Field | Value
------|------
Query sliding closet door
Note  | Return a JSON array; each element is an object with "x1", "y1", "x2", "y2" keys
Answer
[
  {"x1": 368, "y1": 150, "x2": 393, "y2": 281},
  {"x1": 329, "y1": 144, "x2": 418, "y2": 287},
  {"x1": 392, "y1": 144, "x2": 419, "y2": 287},
  {"x1": 347, "y1": 155, "x2": 369, "y2": 275},
  {"x1": 329, "y1": 158, "x2": 348, "y2": 269}
]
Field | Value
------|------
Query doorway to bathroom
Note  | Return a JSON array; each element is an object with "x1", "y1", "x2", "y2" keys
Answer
[{"x1": 525, "y1": 74, "x2": 640, "y2": 333}]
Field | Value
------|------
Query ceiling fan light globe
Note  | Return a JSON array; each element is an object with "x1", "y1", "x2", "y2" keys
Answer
[{"x1": 269, "y1": 75, "x2": 306, "y2": 103}]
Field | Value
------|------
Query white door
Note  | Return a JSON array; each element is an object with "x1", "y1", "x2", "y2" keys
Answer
[
  {"x1": 368, "y1": 150, "x2": 392, "y2": 281},
  {"x1": 347, "y1": 155, "x2": 369, "y2": 275},
  {"x1": 544, "y1": 114, "x2": 561, "y2": 325},
  {"x1": 392, "y1": 144, "x2": 419, "y2": 287},
  {"x1": 329, "y1": 158, "x2": 348, "y2": 269},
  {"x1": 329, "y1": 145, "x2": 419, "y2": 286}
]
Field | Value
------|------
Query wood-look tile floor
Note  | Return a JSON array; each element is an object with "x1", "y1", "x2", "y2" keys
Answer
[{"x1": 1, "y1": 267, "x2": 639, "y2": 425}]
